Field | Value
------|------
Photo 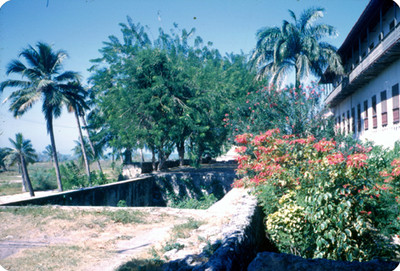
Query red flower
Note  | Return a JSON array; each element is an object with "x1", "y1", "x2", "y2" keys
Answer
[
  {"x1": 235, "y1": 133, "x2": 252, "y2": 144},
  {"x1": 313, "y1": 140, "x2": 336, "y2": 152},
  {"x1": 326, "y1": 152, "x2": 345, "y2": 165},
  {"x1": 346, "y1": 153, "x2": 368, "y2": 168}
]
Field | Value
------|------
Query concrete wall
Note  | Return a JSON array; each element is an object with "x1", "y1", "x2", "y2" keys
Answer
[{"x1": 0, "y1": 164, "x2": 236, "y2": 207}]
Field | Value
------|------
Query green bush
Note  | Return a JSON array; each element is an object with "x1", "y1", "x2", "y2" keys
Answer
[
  {"x1": 59, "y1": 161, "x2": 87, "y2": 190},
  {"x1": 30, "y1": 168, "x2": 57, "y2": 191},
  {"x1": 169, "y1": 193, "x2": 218, "y2": 209},
  {"x1": 234, "y1": 130, "x2": 400, "y2": 261}
]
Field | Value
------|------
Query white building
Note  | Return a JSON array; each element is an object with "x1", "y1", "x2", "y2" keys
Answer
[{"x1": 321, "y1": 0, "x2": 400, "y2": 148}]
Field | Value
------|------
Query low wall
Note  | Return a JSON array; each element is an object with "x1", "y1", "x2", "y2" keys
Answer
[
  {"x1": 0, "y1": 164, "x2": 236, "y2": 207},
  {"x1": 163, "y1": 188, "x2": 277, "y2": 271},
  {"x1": 248, "y1": 252, "x2": 399, "y2": 271}
]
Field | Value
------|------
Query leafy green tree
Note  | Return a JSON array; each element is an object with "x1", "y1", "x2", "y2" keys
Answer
[
  {"x1": 0, "y1": 42, "x2": 81, "y2": 191},
  {"x1": 89, "y1": 18, "x2": 256, "y2": 168},
  {"x1": 251, "y1": 7, "x2": 343, "y2": 87},
  {"x1": 5, "y1": 133, "x2": 37, "y2": 196}
]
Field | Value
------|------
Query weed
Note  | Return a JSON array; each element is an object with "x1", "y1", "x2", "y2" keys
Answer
[
  {"x1": 171, "y1": 218, "x2": 204, "y2": 239},
  {"x1": 102, "y1": 209, "x2": 146, "y2": 224},
  {"x1": 163, "y1": 242, "x2": 184, "y2": 252},
  {"x1": 117, "y1": 200, "x2": 128, "y2": 207}
]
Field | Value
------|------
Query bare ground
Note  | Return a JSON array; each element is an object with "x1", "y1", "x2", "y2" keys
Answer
[{"x1": 0, "y1": 188, "x2": 249, "y2": 271}]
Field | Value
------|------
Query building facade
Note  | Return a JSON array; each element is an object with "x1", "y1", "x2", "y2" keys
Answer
[{"x1": 322, "y1": 0, "x2": 400, "y2": 148}]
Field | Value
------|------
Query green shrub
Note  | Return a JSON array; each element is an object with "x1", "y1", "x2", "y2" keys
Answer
[
  {"x1": 170, "y1": 193, "x2": 217, "y2": 209},
  {"x1": 30, "y1": 168, "x2": 57, "y2": 191},
  {"x1": 234, "y1": 129, "x2": 400, "y2": 261},
  {"x1": 59, "y1": 161, "x2": 87, "y2": 190}
]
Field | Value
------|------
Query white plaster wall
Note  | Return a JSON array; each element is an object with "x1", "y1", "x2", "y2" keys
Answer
[{"x1": 333, "y1": 58, "x2": 400, "y2": 148}]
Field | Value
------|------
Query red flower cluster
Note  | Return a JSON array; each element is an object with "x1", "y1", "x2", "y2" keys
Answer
[
  {"x1": 313, "y1": 139, "x2": 336, "y2": 152},
  {"x1": 235, "y1": 133, "x2": 252, "y2": 144},
  {"x1": 346, "y1": 153, "x2": 368, "y2": 168},
  {"x1": 235, "y1": 146, "x2": 247, "y2": 153},
  {"x1": 326, "y1": 152, "x2": 345, "y2": 165}
]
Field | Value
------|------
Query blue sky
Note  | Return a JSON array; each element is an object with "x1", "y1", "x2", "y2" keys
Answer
[{"x1": 0, "y1": 0, "x2": 368, "y2": 154}]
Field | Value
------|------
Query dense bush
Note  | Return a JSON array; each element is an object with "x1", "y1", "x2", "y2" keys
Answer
[
  {"x1": 30, "y1": 168, "x2": 57, "y2": 191},
  {"x1": 234, "y1": 129, "x2": 400, "y2": 261}
]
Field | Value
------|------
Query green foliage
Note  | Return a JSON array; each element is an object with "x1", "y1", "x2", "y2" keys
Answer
[
  {"x1": 226, "y1": 84, "x2": 334, "y2": 142},
  {"x1": 59, "y1": 161, "x2": 87, "y2": 190},
  {"x1": 234, "y1": 130, "x2": 400, "y2": 261},
  {"x1": 266, "y1": 191, "x2": 306, "y2": 255},
  {"x1": 163, "y1": 242, "x2": 184, "y2": 252},
  {"x1": 30, "y1": 167, "x2": 58, "y2": 191},
  {"x1": 117, "y1": 200, "x2": 128, "y2": 207},
  {"x1": 88, "y1": 17, "x2": 256, "y2": 168},
  {"x1": 170, "y1": 193, "x2": 217, "y2": 209},
  {"x1": 251, "y1": 7, "x2": 343, "y2": 86},
  {"x1": 102, "y1": 209, "x2": 145, "y2": 224}
]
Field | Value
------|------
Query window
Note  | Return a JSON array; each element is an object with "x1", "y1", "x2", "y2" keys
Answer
[
  {"x1": 393, "y1": 84, "x2": 400, "y2": 124},
  {"x1": 381, "y1": 91, "x2": 388, "y2": 126},
  {"x1": 347, "y1": 110, "x2": 350, "y2": 132},
  {"x1": 351, "y1": 107, "x2": 355, "y2": 133},
  {"x1": 357, "y1": 104, "x2": 361, "y2": 132},
  {"x1": 343, "y1": 113, "x2": 346, "y2": 134},
  {"x1": 372, "y1": 95, "x2": 377, "y2": 129},
  {"x1": 364, "y1": 100, "x2": 369, "y2": 130},
  {"x1": 369, "y1": 42, "x2": 374, "y2": 51},
  {"x1": 390, "y1": 19, "x2": 396, "y2": 31}
]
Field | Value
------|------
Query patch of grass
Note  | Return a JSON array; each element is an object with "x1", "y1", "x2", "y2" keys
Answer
[
  {"x1": 102, "y1": 209, "x2": 146, "y2": 224},
  {"x1": 170, "y1": 193, "x2": 218, "y2": 209},
  {"x1": 0, "y1": 244, "x2": 101, "y2": 271},
  {"x1": 0, "y1": 182, "x2": 21, "y2": 196},
  {"x1": 171, "y1": 218, "x2": 204, "y2": 239},
  {"x1": 163, "y1": 242, "x2": 184, "y2": 252}
]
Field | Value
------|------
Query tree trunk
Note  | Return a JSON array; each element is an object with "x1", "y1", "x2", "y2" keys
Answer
[
  {"x1": 295, "y1": 65, "x2": 300, "y2": 89},
  {"x1": 20, "y1": 156, "x2": 34, "y2": 197},
  {"x1": 151, "y1": 148, "x2": 156, "y2": 171},
  {"x1": 20, "y1": 164, "x2": 27, "y2": 192},
  {"x1": 157, "y1": 150, "x2": 166, "y2": 171},
  {"x1": 48, "y1": 117, "x2": 63, "y2": 192},
  {"x1": 75, "y1": 110, "x2": 91, "y2": 186},
  {"x1": 177, "y1": 140, "x2": 185, "y2": 167},
  {"x1": 81, "y1": 116, "x2": 103, "y2": 173},
  {"x1": 123, "y1": 148, "x2": 132, "y2": 164}
]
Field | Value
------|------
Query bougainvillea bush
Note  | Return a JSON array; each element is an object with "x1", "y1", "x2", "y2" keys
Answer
[{"x1": 234, "y1": 129, "x2": 400, "y2": 261}]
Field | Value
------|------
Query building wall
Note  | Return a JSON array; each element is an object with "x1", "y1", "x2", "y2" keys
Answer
[{"x1": 333, "y1": 58, "x2": 400, "y2": 148}]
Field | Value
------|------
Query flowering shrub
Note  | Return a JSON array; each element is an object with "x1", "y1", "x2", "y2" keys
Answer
[{"x1": 234, "y1": 129, "x2": 400, "y2": 261}]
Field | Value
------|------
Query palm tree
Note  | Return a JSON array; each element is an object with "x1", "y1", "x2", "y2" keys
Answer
[
  {"x1": 42, "y1": 145, "x2": 54, "y2": 163},
  {"x1": 0, "y1": 42, "x2": 81, "y2": 191},
  {"x1": 5, "y1": 133, "x2": 37, "y2": 197},
  {"x1": 63, "y1": 81, "x2": 92, "y2": 185},
  {"x1": 251, "y1": 7, "x2": 343, "y2": 87},
  {"x1": 72, "y1": 137, "x2": 94, "y2": 167}
]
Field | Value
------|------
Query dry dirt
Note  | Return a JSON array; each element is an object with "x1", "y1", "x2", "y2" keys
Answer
[{"x1": 0, "y1": 188, "x2": 249, "y2": 271}]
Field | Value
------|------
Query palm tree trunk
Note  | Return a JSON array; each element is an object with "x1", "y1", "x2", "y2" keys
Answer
[
  {"x1": 81, "y1": 116, "x2": 103, "y2": 173},
  {"x1": 48, "y1": 117, "x2": 63, "y2": 192},
  {"x1": 20, "y1": 156, "x2": 34, "y2": 197},
  {"x1": 20, "y1": 164, "x2": 27, "y2": 192},
  {"x1": 75, "y1": 110, "x2": 91, "y2": 186}
]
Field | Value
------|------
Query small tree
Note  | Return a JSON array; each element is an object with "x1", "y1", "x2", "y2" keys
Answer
[{"x1": 5, "y1": 133, "x2": 37, "y2": 196}]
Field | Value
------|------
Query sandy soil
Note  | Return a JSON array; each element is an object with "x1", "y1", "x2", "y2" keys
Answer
[{"x1": 0, "y1": 188, "x2": 249, "y2": 271}]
